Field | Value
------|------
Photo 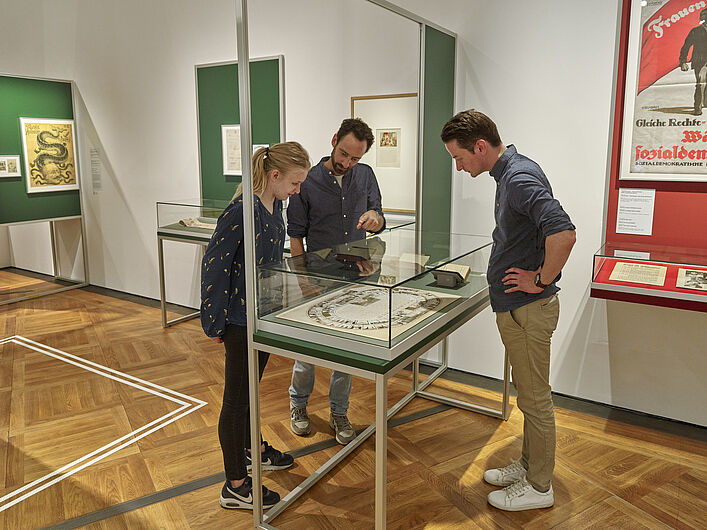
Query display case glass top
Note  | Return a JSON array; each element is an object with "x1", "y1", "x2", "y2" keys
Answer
[
  {"x1": 257, "y1": 228, "x2": 492, "y2": 359},
  {"x1": 591, "y1": 241, "x2": 707, "y2": 312},
  {"x1": 157, "y1": 199, "x2": 230, "y2": 241}
]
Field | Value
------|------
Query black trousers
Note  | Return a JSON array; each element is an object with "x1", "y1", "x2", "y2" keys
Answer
[{"x1": 218, "y1": 324, "x2": 270, "y2": 481}]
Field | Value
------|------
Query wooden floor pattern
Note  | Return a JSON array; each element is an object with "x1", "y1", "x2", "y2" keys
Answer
[
  {"x1": 0, "y1": 268, "x2": 75, "y2": 304},
  {"x1": 0, "y1": 281, "x2": 705, "y2": 529}
]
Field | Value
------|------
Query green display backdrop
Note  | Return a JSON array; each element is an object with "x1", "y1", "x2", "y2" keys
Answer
[
  {"x1": 420, "y1": 26, "x2": 456, "y2": 258},
  {"x1": 0, "y1": 76, "x2": 81, "y2": 224},
  {"x1": 197, "y1": 58, "x2": 282, "y2": 202}
]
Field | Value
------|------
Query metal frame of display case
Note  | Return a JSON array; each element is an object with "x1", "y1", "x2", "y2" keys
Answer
[
  {"x1": 590, "y1": 244, "x2": 707, "y2": 313},
  {"x1": 156, "y1": 232, "x2": 209, "y2": 327},
  {"x1": 156, "y1": 200, "x2": 228, "y2": 327},
  {"x1": 251, "y1": 292, "x2": 510, "y2": 530},
  {"x1": 258, "y1": 270, "x2": 491, "y2": 361}
]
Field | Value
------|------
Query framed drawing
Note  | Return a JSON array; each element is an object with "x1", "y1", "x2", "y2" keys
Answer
[
  {"x1": 276, "y1": 285, "x2": 460, "y2": 342},
  {"x1": 376, "y1": 128, "x2": 401, "y2": 168},
  {"x1": 0, "y1": 155, "x2": 22, "y2": 178},
  {"x1": 619, "y1": 0, "x2": 707, "y2": 182},
  {"x1": 221, "y1": 124, "x2": 242, "y2": 176},
  {"x1": 351, "y1": 93, "x2": 417, "y2": 212},
  {"x1": 20, "y1": 118, "x2": 79, "y2": 193}
]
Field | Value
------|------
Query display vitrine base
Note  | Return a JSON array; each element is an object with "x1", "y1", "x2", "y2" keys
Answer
[
  {"x1": 248, "y1": 295, "x2": 511, "y2": 530},
  {"x1": 1, "y1": 217, "x2": 88, "y2": 306},
  {"x1": 157, "y1": 234, "x2": 207, "y2": 327}
]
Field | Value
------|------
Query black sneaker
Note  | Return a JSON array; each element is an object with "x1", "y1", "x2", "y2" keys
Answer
[
  {"x1": 246, "y1": 441, "x2": 294, "y2": 471},
  {"x1": 219, "y1": 477, "x2": 280, "y2": 510}
]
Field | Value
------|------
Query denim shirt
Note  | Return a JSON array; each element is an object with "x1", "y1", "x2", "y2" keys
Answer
[
  {"x1": 286, "y1": 157, "x2": 386, "y2": 252},
  {"x1": 200, "y1": 195, "x2": 284, "y2": 337},
  {"x1": 487, "y1": 145, "x2": 575, "y2": 312}
]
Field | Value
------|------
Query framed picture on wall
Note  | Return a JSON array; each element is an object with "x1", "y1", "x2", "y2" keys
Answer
[
  {"x1": 0, "y1": 155, "x2": 21, "y2": 177},
  {"x1": 351, "y1": 93, "x2": 418, "y2": 212},
  {"x1": 376, "y1": 128, "x2": 401, "y2": 168},
  {"x1": 221, "y1": 124, "x2": 242, "y2": 176},
  {"x1": 619, "y1": 0, "x2": 707, "y2": 182},
  {"x1": 20, "y1": 118, "x2": 80, "y2": 193}
]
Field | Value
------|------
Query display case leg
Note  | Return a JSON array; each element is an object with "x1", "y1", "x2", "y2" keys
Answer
[
  {"x1": 375, "y1": 373, "x2": 387, "y2": 530},
  {"x1": 158, "y1": 237, "x2": 167, "y2": 328}
]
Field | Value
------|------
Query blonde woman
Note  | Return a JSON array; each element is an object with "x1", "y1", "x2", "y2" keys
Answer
[{"x1": 201, "y1": 142, "x2": 310, "y2": 509}]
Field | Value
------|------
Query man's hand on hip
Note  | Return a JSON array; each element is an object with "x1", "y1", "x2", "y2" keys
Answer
[{"x1": 502, "y1": 267, "x2": 544, "y2": 294}]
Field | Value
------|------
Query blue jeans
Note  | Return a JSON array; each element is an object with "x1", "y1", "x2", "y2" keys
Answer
[{"x1": 289, "y1": 360, "x2": 352, "y2": 415}]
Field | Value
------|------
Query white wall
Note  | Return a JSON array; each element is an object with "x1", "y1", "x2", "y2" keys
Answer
[{"x1": 7, "y1": 222, "x2": 53, "y2": 275}]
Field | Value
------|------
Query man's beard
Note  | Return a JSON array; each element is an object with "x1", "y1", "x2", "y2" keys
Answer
[{"x1": 330, "y1": 150, "x2": 346, "y2": 175}]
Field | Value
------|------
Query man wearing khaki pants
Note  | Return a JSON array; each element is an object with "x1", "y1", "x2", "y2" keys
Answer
[{"x1": 441, "y1": 110, "x2": 576, "y2": 511}]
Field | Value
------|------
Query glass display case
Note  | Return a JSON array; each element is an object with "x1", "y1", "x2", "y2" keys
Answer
[
  {"x1": 156, "y1": 199, "x2": 230, "y2": 242},
  {"x1": 256, "y1": 227, "x2": 492, "y2": 360},
  {"x1": 591, "y1": 241, "x2": 707, "y2": 312}
]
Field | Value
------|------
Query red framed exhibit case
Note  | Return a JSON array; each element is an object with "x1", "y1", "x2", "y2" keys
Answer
[
  {"x1": 594, "y1": 0, "x2": 707, "y2": 312},
  {"x1": 591, "y1": 242, "x2": 707, "y2": 312}
]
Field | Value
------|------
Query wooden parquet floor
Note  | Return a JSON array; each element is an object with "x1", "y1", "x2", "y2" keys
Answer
[
  {"x1": 0, "y1": 268, "x2": 74, "y2": 304},
  {"x1": 0, "y1": 282, "x2": 705, "y2": 529}
]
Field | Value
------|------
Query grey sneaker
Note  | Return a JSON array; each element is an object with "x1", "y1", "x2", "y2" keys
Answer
[
  {"x1": 487, "y1": 477, "x2": 554, "y2": 511},
  {"x1": 483, "y1": 459, "x2": 527, "y2": 487},
  {"x1": 329, "y1": 413, "x2": 355, "y2": 445},
  {"x1": 290, "y1": 406, "x2": 311, "y2": 436}
]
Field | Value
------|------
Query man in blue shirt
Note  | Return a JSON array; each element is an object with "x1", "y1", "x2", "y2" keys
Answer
[
  {"x1": 442, "y1": 110, "x2": 576, "y2": 512},
  {"x1": 287, "y1": 118, "x2": 386, "y2": 444}
]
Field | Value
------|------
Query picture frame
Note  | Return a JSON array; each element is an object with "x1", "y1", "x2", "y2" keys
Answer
[
  {"x1": 20, "y1": 118, "x2": 80, "y2": 193},
  {"x1": 351, "y1": 93, "x2": 418, "y2": 212},
  {"x1": 0, "y1": 155, "x2": 21, "y2": 178},
  {"x1": 221, "y1": 124, "x2": 242, "y2": 176},
  {"x1": 376, "y1": 128, "x2": 401, "y2": 168},
  {"x1": 618, "y1": 0, "x2": 707, "y2": 182}
]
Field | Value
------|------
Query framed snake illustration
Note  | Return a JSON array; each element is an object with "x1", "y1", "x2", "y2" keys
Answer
[{"x1": 20, "y1": 118, "x2": 80, "y2": 194}]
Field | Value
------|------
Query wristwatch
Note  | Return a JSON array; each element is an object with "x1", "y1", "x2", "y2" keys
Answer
[{"x1": 535, "y1": 273, "x2": 551, "y2": 289}]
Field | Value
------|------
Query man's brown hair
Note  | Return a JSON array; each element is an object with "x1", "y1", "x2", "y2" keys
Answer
[
  {"x1": 336, "y1": 118, "x2": 375, "y2": 152},
  {"x1": 441, "y1": 109, "x2": 502, "y2": 151}
]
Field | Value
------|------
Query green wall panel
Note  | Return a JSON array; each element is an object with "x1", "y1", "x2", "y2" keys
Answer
[
  {"x1": 0, "y1": 76, "x2": 81, "y2": 224},
  {"x1": 197, "y1": 59, "x2": 281, "y2": 202},
  {"x1": 420, "y1": 27, "x2": 455, "y2": 259}
]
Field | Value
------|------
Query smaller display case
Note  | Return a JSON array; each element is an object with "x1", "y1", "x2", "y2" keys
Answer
[
  {"x1": 256, "y1": 227, "x2": 492, "y2": 360},
  {"x1": 591, "y1": 242, "x2": 707, "y2": 312},
  {"x1": 157, "y1": 199, "x2": 229, "y2": 242}
]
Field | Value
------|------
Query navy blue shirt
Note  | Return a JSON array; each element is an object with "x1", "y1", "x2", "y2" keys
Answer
[
  {"x1": 487, "y1": 145, "x2": 575, "y2": 312},
  {"x1": 200, "y1": 195, "x2": 284, "y2": 337},
  {"x1": 286, "y1": 157, "x2": 385, "y2": 252}
]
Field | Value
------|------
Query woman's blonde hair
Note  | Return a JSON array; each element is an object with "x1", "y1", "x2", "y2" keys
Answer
[{"x1": 233, "y1": 141, "x2": 311, "y2": 199}]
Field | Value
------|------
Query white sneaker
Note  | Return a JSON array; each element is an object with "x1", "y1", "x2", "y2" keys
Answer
[
  {"x1": 487, "y1": 477, "x2": 554, "y2": 511},
  {"x1": 483, "y1": 459, "x2": 527, "y2": 486}
]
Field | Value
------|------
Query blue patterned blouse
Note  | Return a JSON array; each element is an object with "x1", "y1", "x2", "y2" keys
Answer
[{"x1": 200, "y1": 194, "x2": 284, "y2": 337}]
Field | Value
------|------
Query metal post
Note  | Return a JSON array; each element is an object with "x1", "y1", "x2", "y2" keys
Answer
[
  {"x1": 234, "y1": 0, "x2": 262, "y2": 524},
  {"x1": 158, "y1": 237, "x2": 167, "y2": 328},
  {"x1": 441, "y1": 336, "x2": 449, "y2": 370},
  {"x1": 412, "y1": 357, "x2": 419, "y2": 393},
  {"x1": 49, "y1": 220, "x2": 59, "y2": 278},
  {"x1": 375, "y1": 373, "x2": 387, "y2": 529}
]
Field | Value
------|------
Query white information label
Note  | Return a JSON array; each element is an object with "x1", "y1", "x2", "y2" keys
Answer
[
  {"x1": 614, "y1": 249, "x2": 651, "y2": 260},
  {"x1": 616, "y1": 188, "x2": 655, "y2": 236}
]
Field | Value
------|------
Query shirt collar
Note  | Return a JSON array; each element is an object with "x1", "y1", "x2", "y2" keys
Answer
[{"x1": 489, "y1": 144, "x2": 516, "y2": 182}]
